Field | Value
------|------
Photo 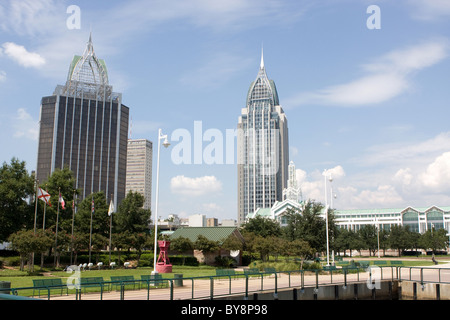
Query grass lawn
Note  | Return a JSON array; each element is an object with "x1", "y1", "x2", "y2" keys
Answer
[{"x1": 0, "y1": 264, "x2": 218, "y2": 296}]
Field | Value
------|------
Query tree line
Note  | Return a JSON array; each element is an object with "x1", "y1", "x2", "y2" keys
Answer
[
  {"x1": 1, "y1": 158, "x2": 448, "y2": 272},
  {"x1": 0, "y1": 158, "x2": 153, "y2": 271},
  {"x1": 241, "y1": 201, "x2": 449, "y2": 262}
]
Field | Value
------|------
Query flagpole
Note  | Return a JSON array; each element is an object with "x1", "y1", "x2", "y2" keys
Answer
[
  {"x1": 109, "y1": 194, "x2": 113, "y2": 265},
  {"x1": 33, "y1": 179, "x2": 39, "y2": 233},
  {"x1": 40, "y1": 201, "x2": 47, "y2": 269},
  {"x1": 32, "y1": 179, "x2": 39, "y2": 272},
  {"x1": 54, "y1": 187, "x2": 60, "y2": 268},
  {"x1": 70, "y1": 189, "x2": 76, "y2": 265},
  {"x1": 89, "y1": 195, "x2": 94, "y2": 265}
]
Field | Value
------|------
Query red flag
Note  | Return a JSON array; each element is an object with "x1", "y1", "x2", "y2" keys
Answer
[
  {"x1": 59, "y1": 193, "x2": 66, "y2": 210},
  {"x1": 37, "y1": 187, "x2": 51, "y2": 207}
]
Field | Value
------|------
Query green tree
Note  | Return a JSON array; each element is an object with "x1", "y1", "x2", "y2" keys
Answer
[
  {"x1": 75, "y1": 192, "x2": 109, "y2": 238},
  {"x1": 8, "y1": 229, "x2": 53, "y2": 272},
  {"x1": 70, "y1": 232, "x2": 89, "y2": 265},
  {"x1": 252, "y1": 235, "x2": 273, "y2": 262},
  {"x1": 0, "y1": 158, "x2": 34, "y2": 241},
  {"x1": 334, "y1": 228, "x2": 354, "y2": 257},
  {"x1": 242, "y1": 215, "x2": 281, "y2": 238},
  {"x1": 53, "y1": 230, "x2": 71, "y2": 268},
  {"x1": 358, "y1": 225, "x2": 378, "y2": 256},
  {"x1": 171, "y1": 236, "x2": 194, "y2": 265},
  {"x1": 129, "y1": 232, "x2": 151, "y2": 266},
  {"x1": 115, "y1": 191, "x2": 151, "y2": 234},
  {"x1": 419, "y1": 228, "x2": 448, "y2": 254},
  {"x1": 40, "y1": 167, "x2": 78, "y2": 234},
  {"x1": 194, "y1": 235, "x2": 220, "y2": 254},
  {"x1": 388, "y1": 225, "x2": 412, "y2": 256},
  {"x1": 220, "y1": 234, "x2": 243, "y2": 252},
  {"x1": 111, "y1": 232, "x2": 130, "y2": 265},
  {"x1": 286, "y1": 239, "x2": 314, "y2": 269},
  {"x1": 379, "y1": 229, "x2": 390, "y2": 256},
  {"x1": 283, "y1": 201, "x2": 336, "y2": 254},
  {"x1": 91, "y1": 233, "x2": 108, "y2": 263}
]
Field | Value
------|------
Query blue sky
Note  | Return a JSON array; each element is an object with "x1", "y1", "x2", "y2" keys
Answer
[{"x1": 1, "y1": 0, "x2": 450, "y2": 222}]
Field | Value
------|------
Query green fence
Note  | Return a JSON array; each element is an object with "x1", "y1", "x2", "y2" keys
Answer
[{"x1": 2, "y1": 266, "x2": 450, "y2": 300}]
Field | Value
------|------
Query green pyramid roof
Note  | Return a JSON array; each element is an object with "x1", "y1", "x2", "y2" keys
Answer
[{"x1": 169, "y1": 227, "x2": 242, "y2": 244}]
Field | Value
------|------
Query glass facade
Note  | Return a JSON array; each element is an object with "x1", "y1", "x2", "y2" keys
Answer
[
  {"x1": 37, "y1": 95, "x2": 129, "y2": 205},
  {"x1": 237, "y1": 57, "x2": 289, "y2": 225},
  {"x1": 334, "y1": 206, "x2": 450, "y2": 234},
  {"x1": 125, "y1": 139, "x2": 153, "y2": 210},
  {"x1": 402, "y1": 209, "x2": 419, "y2": 233},
  {"x1": 36, "y1": 35, "x2": 129, "y2": 207}
]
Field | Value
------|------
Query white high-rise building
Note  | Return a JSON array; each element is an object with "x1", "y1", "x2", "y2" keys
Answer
[
  {"x1": 126, "y1": 139, "x2": 153, "y2": 210},
  {"x1": 237, "y1": 51, "x2": 289, "y2": 225}
]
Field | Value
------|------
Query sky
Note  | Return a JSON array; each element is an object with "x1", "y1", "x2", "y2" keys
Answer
[{"x1": 1, "y1": 0, "x2": 450, "y2": 222}]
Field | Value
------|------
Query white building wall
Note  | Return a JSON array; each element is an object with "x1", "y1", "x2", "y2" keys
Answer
[
  {"x1": 125, "y1": 139, "x2": 153, "y2": 210},
  {"x1": 189, "y1": 214, "x2": 206, "y2": 227}
]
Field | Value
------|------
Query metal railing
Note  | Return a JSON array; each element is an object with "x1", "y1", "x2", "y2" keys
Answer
[
  {"x1": 1, "y1": 265, "x2": 449, "y2": 300},
  {"x1": 398, "y1": 266, "x2": 450, "y2": 285}
]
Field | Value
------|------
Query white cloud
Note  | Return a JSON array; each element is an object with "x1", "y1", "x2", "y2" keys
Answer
[
  {"x1": 285, "y1": 40, "x2": 449, "y2": 107},
  {"x1": 338, "y1": 185, "x2": 404, "y2": 208},
  {"x1": 0, "y1": 70, "x2": 6, "y2": 82},
  {"x1": 393, "y1": 168, "x2": 413, "y2": 186},
  {"x1": 171, "y1": 175, "x2": 222, "y2": 196},
  {"x1": 323, "y1": 165, "x2": 345, "y2": 180},
  {"x1": 419, "y1": 152, "x2": 450, "y2": 190},
  {"x1": 0, "y1": 0, "x2": 65, "y2": 36},
  {"x1": 408, "y1": 0, "x2": 450, "y2": 20},
  {"x1": 295, "y1": 165, "x2": 345, "y2": 204},
  {"x1": 2, "y1": 42, "x2": 45, "y2": 68},
  {"x1": 354, "y1": 131, "x2": 450, "y2": 168},
  {"x1": 12, "y1": 108, "x2": 39, "y2": 140}
]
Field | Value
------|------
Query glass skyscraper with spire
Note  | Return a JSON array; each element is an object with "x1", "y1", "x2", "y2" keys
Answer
[
  {"x1": 36, "y1": 35, "x2": 129, "y2": 207},
  {"x1": 237, "y1": 51, "x2": 289, "y2": 225}
]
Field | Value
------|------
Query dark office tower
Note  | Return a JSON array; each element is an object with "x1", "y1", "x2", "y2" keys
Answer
[
  {"x1": 36, "y1": 34, "x2": 129, "y2": 206},
  {"x1": 237, "y1": 51, "x2": 289, "y2": 226}
]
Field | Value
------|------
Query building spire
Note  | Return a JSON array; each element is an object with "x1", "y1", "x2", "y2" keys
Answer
[
  {"x1": 260, "y1": 45, "x2": 264, "y2": 70},
  {"x1": 86, "y1": 31, "x2": 94, "y2": 55}
]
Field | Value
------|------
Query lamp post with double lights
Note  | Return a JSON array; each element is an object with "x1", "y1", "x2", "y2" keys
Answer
[
  {"x1": 152, "y1": 129, "x2": 170, "y2": 275},
  {"x1": 323, "y1": 171, "x2": 337, "y2": 266},
  {"x1": 323, "y1": 170, "x2": 330, "y2": 266}
]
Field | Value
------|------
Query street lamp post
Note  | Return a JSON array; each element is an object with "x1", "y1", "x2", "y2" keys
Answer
[
  {"x1": 152, "y1": 129, "x2": 170, "y2": 275},
  {"x1": 323, "y1": 171, "x2": 330, "y2": 266}
]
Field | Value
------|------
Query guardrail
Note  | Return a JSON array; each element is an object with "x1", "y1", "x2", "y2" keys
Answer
[
  {"x1": 398, "y1": 266, "x2": 450, "y2": 286},
  {"x1": 1, "y1": 265, "x2": 449, "y2": 300}
]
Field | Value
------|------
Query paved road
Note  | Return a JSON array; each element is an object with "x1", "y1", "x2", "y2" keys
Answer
[{"x1": 50, "y1": 263, "x2": 450, "y2": 300}]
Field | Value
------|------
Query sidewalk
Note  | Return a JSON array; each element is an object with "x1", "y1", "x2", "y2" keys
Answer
[{"x1": 50, "y1": 270, "x2": 377, "y2": 300}]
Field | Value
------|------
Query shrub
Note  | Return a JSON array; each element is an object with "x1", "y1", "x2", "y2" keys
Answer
[{"x1": 215, "y1": 256, "x2": 236, "y2": 268}]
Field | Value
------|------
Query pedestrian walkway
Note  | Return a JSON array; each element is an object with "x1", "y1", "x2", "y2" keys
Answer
[{"x1": 49, "y1": 270, "x2": 379, "y2": 300}]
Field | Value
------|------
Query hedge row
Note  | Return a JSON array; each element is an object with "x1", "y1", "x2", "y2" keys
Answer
[{"x1": 1, "y1": 252, "x2": 199, "y2": 267}]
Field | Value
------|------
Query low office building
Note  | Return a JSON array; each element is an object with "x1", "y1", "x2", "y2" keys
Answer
[
  {"x1": 248, "y1": 204, "x2": 450, "y2": 234},
  {"x1": 334, "y1": 206, "x2": 450, "y2": 233}
]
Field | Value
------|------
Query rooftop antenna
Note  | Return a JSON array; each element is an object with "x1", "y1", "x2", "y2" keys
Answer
[{"x1": 260, "y1": 43, "x2": 264, "y2": 69}]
